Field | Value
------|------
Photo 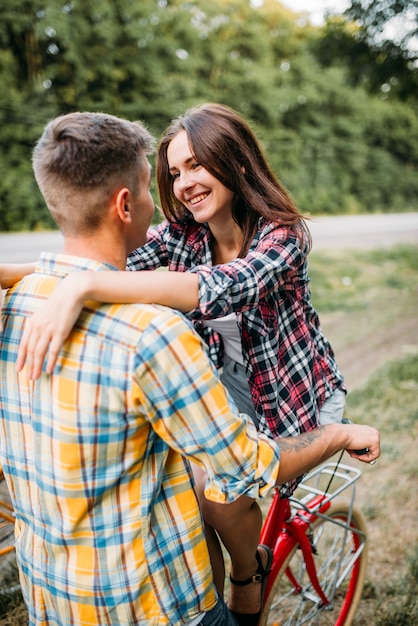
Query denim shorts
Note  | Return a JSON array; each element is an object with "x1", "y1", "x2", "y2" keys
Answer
[
  {"x1": 318, "y1": 388, "x2": 346, "y2": 425},
  {"x1": 220, "y1": 355, "x2": 258, "y2": 427},
  {"x1": 200, "y1": 596, "x2": 238, "y2": 625}
]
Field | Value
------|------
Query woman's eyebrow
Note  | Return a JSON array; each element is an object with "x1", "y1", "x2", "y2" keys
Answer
[{"x1": 169, "y1": 155, "x2": 196, "y2": 172}]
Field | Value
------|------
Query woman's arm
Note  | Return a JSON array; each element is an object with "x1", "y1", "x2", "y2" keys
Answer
[
  {"x1": 0, "y1": 263, "x2": 35, "y2": 288},
  {"x1": 68, "y1": 269, "x2": 199, "y2": 311},
  {"x1": 188, "y1": 224, "x2": 306, "y2": 319},
  {"x1": 276, "y1": 423, "x2": 380, "y2": 484},
  {"x1": 1, "y1": 263, "x2": 36, "y2": 332},
  {"x1": 16, "y1": 269, "x2": 199, "y2": 379}
]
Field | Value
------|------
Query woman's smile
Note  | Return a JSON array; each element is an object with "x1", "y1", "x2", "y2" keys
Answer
[{"x1": 189, "y1": 192, "x2": 210, "y2": 206}]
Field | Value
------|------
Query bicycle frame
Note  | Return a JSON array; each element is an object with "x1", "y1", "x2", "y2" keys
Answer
[{"x1": 260, "y1": 462, "x2": 366, "y2": 611}]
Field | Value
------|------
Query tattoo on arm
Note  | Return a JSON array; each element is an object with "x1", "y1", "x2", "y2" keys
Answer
[{"x1": 278, "y1": 427, "x2": 324, "y2": 453}]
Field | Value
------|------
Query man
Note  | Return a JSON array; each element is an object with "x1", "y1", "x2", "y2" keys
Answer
[{"x1": 0, "y1": 112, "x2": 380, "y2": 626}]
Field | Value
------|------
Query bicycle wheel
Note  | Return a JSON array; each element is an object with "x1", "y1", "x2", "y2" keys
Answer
[{"x1": 259, "y1": 502, "x2": 368, "y2": 626}]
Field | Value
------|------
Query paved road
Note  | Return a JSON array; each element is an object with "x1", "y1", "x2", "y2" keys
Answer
[
  {"x1": 0, "y1": 212, "x2": 417, "y2": 262},
  {"x1": 309, "y1": 212, "x2": 418, "y2": 251}
]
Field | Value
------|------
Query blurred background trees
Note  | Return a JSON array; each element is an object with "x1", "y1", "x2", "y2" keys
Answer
[{"x1": 0, "y1": 0, "x2": 417, "y2": 231}]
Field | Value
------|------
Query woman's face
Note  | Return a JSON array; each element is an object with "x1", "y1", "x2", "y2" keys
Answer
[{"x1": 166, "y1": 130, "x2": 235, "y2": 226}]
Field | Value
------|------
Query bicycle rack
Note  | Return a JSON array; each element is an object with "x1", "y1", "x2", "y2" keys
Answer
[{"x1": 288, "y1": 461, "x2": 362, "y2": 518}]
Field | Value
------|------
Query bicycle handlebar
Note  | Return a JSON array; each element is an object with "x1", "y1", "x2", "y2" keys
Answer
[{"x1": 353, "y1": 448, "x2": 369, "y2": 455}]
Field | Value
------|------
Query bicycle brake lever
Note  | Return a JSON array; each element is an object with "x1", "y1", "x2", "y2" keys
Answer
[{"x1": 352, "y1": 448, "x2": 369, "y2": 455}]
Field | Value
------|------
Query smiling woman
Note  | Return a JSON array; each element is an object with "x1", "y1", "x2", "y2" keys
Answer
[
  {"x1": 4, "y1": 102, "x2": 415, "y2": 626},
  {"x1": 166, "y1": 129, "x2": 238, "y2": 261}
]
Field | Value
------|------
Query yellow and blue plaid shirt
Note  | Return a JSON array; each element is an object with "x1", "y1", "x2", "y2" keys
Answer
[{"x1": 0, "y1": 253, "x2": 281, "y2": 626}]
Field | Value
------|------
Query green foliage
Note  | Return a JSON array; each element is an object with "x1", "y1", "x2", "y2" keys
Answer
[
  {"x1": 316, "y1": 0, "x2": 418, "y2": 101},
  {"x1": 0, "y1": 0, "x2": 417, "y2": 231}
]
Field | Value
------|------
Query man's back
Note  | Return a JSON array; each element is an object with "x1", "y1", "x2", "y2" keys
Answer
[{"x1": 0, "y1": 253, "x2": 217, "y2": 625}]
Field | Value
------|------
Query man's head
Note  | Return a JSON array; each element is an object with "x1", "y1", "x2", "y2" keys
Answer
[{"x1": 32, "y1": 112, "x2": 156, "y2": 241}]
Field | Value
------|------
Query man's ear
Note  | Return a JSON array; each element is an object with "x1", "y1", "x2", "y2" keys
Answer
[{"x1": 115, "y1": 188, "x2": 132, "y2": 224}]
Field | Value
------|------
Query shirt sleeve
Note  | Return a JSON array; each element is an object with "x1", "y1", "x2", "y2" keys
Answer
[
  {"x1": 188, "y1": 223, "x2": 308, "y2": 320},
  {"x1": 133, "y1": 307, "x2": 281, "y2": 502}
]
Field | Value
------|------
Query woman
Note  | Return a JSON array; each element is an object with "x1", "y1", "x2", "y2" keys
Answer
[{"x1": 6, "y1": 103, "x2": 346, "y2": 624}]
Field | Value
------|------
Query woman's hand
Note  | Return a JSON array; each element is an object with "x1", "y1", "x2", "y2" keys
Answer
[{"x1": 16, "y1": 273, "x2": 87, "y2": 379}]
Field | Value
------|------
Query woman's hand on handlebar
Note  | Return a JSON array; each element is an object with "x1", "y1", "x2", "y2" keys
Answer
[{"x1": 345, "y1": 425, "x2": 380, "y2": 465}]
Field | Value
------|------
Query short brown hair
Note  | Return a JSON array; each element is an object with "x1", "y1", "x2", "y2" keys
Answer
[{"x1": 33, "y1": 112, "x2": 155, "y2": 235}]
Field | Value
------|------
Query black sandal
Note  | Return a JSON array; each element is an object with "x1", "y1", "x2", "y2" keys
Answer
[{"x1": 229, "y1": 544, "x2": 273, "y2": 626}]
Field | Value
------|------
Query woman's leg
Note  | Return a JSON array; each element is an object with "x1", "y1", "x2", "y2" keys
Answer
[
  {"x1": 197, "y1": 358, "x2": 269, "y2": 616},
  {"x1": 194, "y1": 464, "x2": 265, "y2": 615},
  {"x1": 192, "y1": 463, "x2": 226, "y2": 595}
]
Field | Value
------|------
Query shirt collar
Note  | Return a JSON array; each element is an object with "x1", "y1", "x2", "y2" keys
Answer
[{"x1": 35, "y1": 252, "x2": 117, "y2": 279}]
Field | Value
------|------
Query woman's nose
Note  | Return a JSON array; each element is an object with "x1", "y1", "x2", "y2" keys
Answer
[{"x1": 177, "y1": 171, "x2": 195, "y2": 191}]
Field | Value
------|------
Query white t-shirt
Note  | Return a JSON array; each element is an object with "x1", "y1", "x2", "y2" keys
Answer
[{"x1": 203, "y1": 313, "x2": 243, "y2": 365}]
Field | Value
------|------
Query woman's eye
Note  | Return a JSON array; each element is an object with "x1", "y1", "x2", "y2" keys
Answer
[
  {"x1": 192, "y1": 162, "x2": 200, "y2": 170},
  {"x1": 171, "y1": 172, "x2": 180, "y2": 180}
]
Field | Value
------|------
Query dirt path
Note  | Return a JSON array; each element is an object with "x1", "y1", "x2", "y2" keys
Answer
[{"x1": 320, "y1": 308, "x2": 417, "y2": 391}]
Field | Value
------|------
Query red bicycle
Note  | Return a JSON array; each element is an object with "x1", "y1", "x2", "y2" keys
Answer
[{"x1": 259, "y1": 457, "x2": 368, "y2": 626}]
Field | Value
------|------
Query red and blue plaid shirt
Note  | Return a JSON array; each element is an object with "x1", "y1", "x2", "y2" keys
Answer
[{"x1": 127, "y1": 218, "x2": 345, "y2": 447}]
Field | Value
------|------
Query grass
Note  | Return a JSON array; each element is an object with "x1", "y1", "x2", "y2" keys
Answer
[
  {"x1": 374, "y1": 545, "x2": 418, "y2": 626},
  {"x1": 0, "y1": 244, "x2": 417, "y2": 624},
  {"x1": 308, "y1": 244, "x2": 418, "y2": 314},
  {"x1": 345, "y1": 354, "x2": 418, "y2": 625},
  {"x1": 0, "y1": 560, "x2": 24, "y2": 624}
]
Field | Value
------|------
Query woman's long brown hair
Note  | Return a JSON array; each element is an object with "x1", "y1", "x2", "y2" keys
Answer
[{"x1": 157, "y1": 103, "x2": 311, "y2": 256}]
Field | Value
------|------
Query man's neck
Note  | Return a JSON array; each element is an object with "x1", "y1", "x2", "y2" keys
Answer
[{"x1": 61, "y1": 236, "x2": 127, "y2": 270}]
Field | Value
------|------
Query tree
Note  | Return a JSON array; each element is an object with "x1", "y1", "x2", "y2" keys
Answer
[
  {"x1": 344, "y1": 0, "x2": 418, "y2": 56},
  {"x1": 0, "y1": 0, "x2": 417, "y2": 231},
  {"x1": 316, "y1": 0, "x2": 418, "y2": 101},
  {"x1": 0, "y1": 1, "x2": 55, "y2": 230}
]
